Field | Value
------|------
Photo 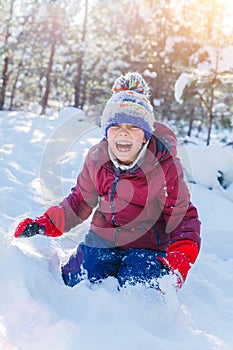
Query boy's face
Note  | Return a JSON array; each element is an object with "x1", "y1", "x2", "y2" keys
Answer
[{"x1": 107, "y1": 123, "x2": 146, "y2": 165}]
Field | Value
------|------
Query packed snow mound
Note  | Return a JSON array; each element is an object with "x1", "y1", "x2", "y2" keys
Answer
[{"x1": 178, "y1": 139, "x2": 233, "y2": 202}]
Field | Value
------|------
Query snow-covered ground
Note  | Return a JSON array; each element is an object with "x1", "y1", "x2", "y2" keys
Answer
[{"x1": 0, "y1": 107, "x2": 233, "y2": 350}]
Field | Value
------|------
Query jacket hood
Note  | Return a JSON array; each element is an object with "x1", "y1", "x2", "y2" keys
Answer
[
  {"x1": 152, "y1": 121, "x2": 177, "y2": 160},
  {"x1": 89, "y1": 121, "x2": 177, "y2": 173}
]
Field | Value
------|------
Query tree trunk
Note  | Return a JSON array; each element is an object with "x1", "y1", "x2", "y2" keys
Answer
[
  {"x1": 187, "y1": 107, "x2": 195, "y2": 137},
  {"x1": 9, "y1": 48, "x2": 26, "y2": 110},
  {"x1": 0, "y1": 0, "x2": 14, "y2": 110},
  {"x1": 206, "y1": 111, "x2": 213, "y2": 146},
  {"x1": 206, "y1": 48, "x2": 219, "y2": 145},
  {"x1": 80, "y1": 75, "x2": 88, "y2": 109},
  {"x1": 9, "y1": 61, "x2": 22, "y2": 110},
  {"x1": 74, "y1": 0, "x2": 88, "y2": 108},
  {"x1": 40, "y1": 40, "x2": 56, "y2": 115},
  {"x1": 206, "y1": 90, "x2": 214, "y2": 146},
  {"x1": 0, "y1": 55, "x2": 10, "y2": 110}
]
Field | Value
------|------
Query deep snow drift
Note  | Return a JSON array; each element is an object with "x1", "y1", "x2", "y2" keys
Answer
[{"x1": 0, "y1": 108, "x2": 233, "y2": 350}]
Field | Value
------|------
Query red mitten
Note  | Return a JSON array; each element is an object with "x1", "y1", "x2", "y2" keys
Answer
[
  {"x1": 43, "y1": 205, "x2": 65, "y2": 236},
  {"x1": 160, "y1": 240, "x2": 199, "y2": 288},
  {"x1": 14, "y1": 206, "x2": 65, "y2": 238},
  {"x1": 14, "y1": 218, "x2": 35, "y2": 238}
]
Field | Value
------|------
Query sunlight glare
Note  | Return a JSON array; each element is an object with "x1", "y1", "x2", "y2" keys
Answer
[{"x1": 215, "y1": 0, "x2": 233, "y2": 31}]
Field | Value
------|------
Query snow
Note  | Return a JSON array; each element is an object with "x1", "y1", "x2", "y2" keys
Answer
[
  {"x1": 174, "y1": 46, "x2": 233, "y2": 105},
  {"x1": 174, "y1": 72, "x2": 192, "y2": 104},
  {"x1": 1, "y1": 107, "x2": 233, "y2": 350}
]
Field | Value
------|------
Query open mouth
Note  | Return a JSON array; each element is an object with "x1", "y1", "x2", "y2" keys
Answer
[{"x1": 116, "y1": 141, "x2": 132, "y2": 152}]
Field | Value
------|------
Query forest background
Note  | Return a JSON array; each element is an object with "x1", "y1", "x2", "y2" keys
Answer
[{"x1": 1, "y1": 0, "x2": 233, "y2": 145}]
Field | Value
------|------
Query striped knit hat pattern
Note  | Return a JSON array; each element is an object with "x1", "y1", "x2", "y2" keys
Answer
[{"x1": 101, "y1": 72, "x2": 155, "y2": 141}]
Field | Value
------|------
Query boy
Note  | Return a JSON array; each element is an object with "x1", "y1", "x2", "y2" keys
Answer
[{"x1": 15, "y1": 72, "x2": 201, "y2": 290}]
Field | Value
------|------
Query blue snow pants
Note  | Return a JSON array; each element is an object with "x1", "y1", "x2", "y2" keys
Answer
[{"x1": 61, "y1": 230, "x2": 169, "y2": 288}]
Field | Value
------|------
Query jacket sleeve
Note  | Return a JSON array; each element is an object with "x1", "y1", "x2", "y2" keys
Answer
[
  {"x1": 160, "y1": 157, "x2": 201, "y2": 248},
  {"x1": 60, "y1": 151, "x2": 99, "y2": 232},
  {"x1": 158, "y1": 157, "x2": 201, "y2": 287}
]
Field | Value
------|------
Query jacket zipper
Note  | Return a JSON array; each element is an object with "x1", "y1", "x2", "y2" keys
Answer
[
  {"x1": 110, "y1": 169, "x2": 121, "y2": 244},
  {"x1": 110, "y1": 169, "x2": 120, "y2": 225},
  {"x1": 153, "y1": 224, "x2": 161, "y2": 245}
]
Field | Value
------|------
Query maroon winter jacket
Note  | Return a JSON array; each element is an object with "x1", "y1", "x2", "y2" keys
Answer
[{"x1": 60, "y1": 122, "x2": 201, "y2": 251}]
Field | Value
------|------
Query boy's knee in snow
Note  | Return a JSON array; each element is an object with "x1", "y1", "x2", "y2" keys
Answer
[{"x1": 61, "y1": 244, "x2": 85, "y2": 287}]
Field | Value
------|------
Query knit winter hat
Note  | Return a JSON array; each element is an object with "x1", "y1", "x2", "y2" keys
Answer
[{"x1": 101, "y1": 72, "x2": 155, "y2": 141}]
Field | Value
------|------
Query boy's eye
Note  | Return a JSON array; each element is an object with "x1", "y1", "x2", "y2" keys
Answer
[
  {"x1": 127, "y1": 124, "x2": 141, "y2": 131},
  {"x1": 110, "y1": 125, "x2": 120, "y2": 129},
  {"x1": 109, "y1": 124, "x2": 140, "y2": 131}
]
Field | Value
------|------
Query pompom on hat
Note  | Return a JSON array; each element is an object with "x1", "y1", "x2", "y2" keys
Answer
[{"x1": 101, "y1": 72, "x2": 155, "y2": 141}]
